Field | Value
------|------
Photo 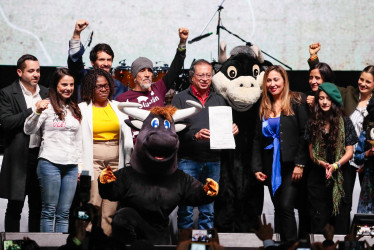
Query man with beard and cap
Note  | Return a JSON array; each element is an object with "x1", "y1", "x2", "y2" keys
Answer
[{"x1": 116, "y1": 27, "x2": 189, "y2": 142}]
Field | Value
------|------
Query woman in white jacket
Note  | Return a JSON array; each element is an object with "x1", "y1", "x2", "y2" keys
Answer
[
  {"x1": 79, "y1": 69, "x2": 133, "y2": 236},
  {"x1": 24, "y1": 68, "x2": 82, "y2": 232}
]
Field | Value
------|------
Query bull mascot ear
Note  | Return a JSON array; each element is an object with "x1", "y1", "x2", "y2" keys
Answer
[
  {"x1": 117, "y1": 100, "x2": 202, "y2": 132},
  {"x1": 212, "y1": 61, "x2": 223, "y2": 74}
]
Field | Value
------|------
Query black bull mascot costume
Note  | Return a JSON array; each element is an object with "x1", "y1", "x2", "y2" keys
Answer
[
  {"x1": 98, "y1": 101, "x2": 219, "y2": 244},
  {"x1": 212, "y1": 43, "x2": 272, "y2": 232}
]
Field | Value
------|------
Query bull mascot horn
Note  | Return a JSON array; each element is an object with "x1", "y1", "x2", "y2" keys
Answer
[{"x1": 117, "y1": 100, "x2": 202, "y2": 132}]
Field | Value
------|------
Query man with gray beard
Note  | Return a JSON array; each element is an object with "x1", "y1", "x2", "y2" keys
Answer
[{"x1": 116, "y1": 28, "x2": 188, "y2": 142}]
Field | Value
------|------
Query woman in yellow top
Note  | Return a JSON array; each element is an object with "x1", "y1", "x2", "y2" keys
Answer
[{"x1": 79, "y1": 69, "x2": 134, "y2": 236}]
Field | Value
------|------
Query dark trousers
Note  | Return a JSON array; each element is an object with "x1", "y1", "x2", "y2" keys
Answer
[
  {"x1": 112, "y1": 207, "x2": 171, "y2": 245},
  {"x1": 296, "y1": 166, "x2": 311, "y2": 239},
  {"x1": 269, "y1": 166, "x2": 299, "y2": 242},
  {"x1": 307, "y1": 163, "x2": 355, "y2": 234},
  {"x1": 5, "y1": 148, "x2": 41, "y2": 232},
  {"x1": 307, "y1": 164, "x2": 332, "y2": 234},
  {"x1": 334, "y1": 164, "x2": 356, "y2": 234}
]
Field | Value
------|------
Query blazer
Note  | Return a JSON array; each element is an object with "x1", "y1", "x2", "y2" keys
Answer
[
  {"x1": 79, "y1": 100, "x2": 133, "y2": 180},
  {"x1": 0, "y1": 80, "x2": 48, "y2": 200},
  {"x1": 251, "y1": 93, "x2": 309, "y2": 181}
]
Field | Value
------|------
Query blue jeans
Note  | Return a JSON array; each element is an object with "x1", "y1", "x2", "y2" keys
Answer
[
  {"x1": 37, "y1": 159, "x2": 78, "y2": 232},
  {"x1": 177, "y1": 159, "x2": 220, "y2": 229}
]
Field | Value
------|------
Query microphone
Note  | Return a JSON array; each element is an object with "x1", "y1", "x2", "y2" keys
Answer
[
  {"x1": 188, "y1": 32, "x2": 213, "y2": 44},
  {"x1": 87, "y1": 31, "x2": 94, "y2": 47}
]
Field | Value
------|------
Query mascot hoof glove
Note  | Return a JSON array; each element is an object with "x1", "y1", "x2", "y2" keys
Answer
[{"x1": 99, "y1": 166, "x2": 117, "y2": 184}]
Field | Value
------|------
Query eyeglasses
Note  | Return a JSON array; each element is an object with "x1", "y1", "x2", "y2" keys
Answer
[
  {"x1": 195, "y1": 73, "x2": 212, "y2": 80},
  {"x1": 95, "y1": 84, "x2": 109, "y2": 90}
]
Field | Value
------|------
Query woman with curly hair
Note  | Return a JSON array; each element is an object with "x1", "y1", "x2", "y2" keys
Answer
[
  {"x1": 307, "y1": 43, "x2": 374, "y2": 234},
  {"x1": 252, "y1": 65, "x2": 309, "y2": 241},
  {"x1": 305, "y1": 82, "x2": 358, "y2": 233},
  {"x1": 24, "y1": 67, "x2": 82, "y2": 232},
  {"x1": 79, "y1": 68, "x2": 134, "y2": 236}
]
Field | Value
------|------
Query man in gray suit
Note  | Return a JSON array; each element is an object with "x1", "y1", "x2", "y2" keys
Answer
[{"x1": 0, "y1": 54, "x2": 49, "y2": 232}]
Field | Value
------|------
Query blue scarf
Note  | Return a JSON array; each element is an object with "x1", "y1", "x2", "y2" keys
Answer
[{"x1": 262, "y1": 118, "x2": 281, "y2": 195}]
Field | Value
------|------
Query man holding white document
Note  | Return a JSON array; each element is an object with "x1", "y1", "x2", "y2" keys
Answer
[{"x1": 171, "y1": 59, "x2": 238, "y2": 230}]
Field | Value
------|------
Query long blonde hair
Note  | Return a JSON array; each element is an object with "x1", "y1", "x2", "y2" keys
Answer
[{"x1": 259, "y1": 65, "x2": 301, "y2": 120}]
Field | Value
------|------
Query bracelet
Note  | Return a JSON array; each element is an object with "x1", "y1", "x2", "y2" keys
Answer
[
  {"x1": 72, "y1": 237, "x2": 82, "y2": 246},
  {"x1": 34, "y1": 110, "x2": 41, "y2": 115},
  {"x1": 333, "y1": 163, "x2": 339, "y2": 171},
  {"x1": 310, "y1": 55, "x2": 318, "y2": 61},
  {"x1": 178, "y1": 43, "x2": 186, "y2": 52},
  {"x1": 296, "y1": 164, "x2": 305, "y2": 168}
]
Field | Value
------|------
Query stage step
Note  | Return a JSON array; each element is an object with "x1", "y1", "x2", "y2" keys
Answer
[
  {"x1": 218, "y1": 233, "x2": 280, "y2": 248},
  {"x1": 1, "y1": 232, "x2": 374, "y2": 249}
]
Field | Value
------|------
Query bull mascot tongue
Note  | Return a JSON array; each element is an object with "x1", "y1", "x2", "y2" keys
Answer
[{"x1": 98, "y1": 100, "x2": 219, "y2": 245}]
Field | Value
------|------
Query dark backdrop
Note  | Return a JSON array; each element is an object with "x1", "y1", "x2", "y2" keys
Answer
[
  {"x1": 0, "y1": 65, "x2": 361, "y2": 154},
  {"x1": 0, "y1": 65, "x2": 361, "y2": 91}
]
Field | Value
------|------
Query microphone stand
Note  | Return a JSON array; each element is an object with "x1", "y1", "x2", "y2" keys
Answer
[
  {"x1": 193, "y1": 0, "x2": 225, "y2": 55},
  {"x1": 195, "y1": 0, "x2": 292, "y2": 70},
  {"x1": 216, "y1": 4, "x2": 224, "y2": 60},
  {"x1": 218, "y1": 25, "x2": 293, "y2": 70}
]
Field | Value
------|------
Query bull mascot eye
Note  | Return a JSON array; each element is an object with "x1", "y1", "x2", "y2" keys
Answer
[
  {"x1": 151, "y1": 118, "x2": 159, "y2": 128},
  {"x1": 164, "y1": 120, "x2": 170, "y2": 129},
  {"x1": 227, "y1": 66, "x2": 238, "y2": 79},
  {"x1": 252, "y1": 65, "x2": 260, "y2": 79}
]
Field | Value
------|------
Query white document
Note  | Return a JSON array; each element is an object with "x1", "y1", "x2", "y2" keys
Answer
[{"x1": 209, "y1": 106, "x2": 236, "y2": 149}]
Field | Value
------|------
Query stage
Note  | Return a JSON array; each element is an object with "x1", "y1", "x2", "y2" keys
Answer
[
  {"x1": 0, "y1": 232, "x2": 374, "y2": 249},
  {"x1": 0, "y1": 154, "x2": 364, "y2": 248}
]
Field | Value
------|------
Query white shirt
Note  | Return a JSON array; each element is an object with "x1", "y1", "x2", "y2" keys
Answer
[
  {"x1": 349, "y1": 93, "x2": 371, "y2": 168},
  {"x1": 24, "y1": 104, "x2": 82, "y2": 165},
  {"x1": 19, "y1": 80, "x2": 42, "y2": 148}
]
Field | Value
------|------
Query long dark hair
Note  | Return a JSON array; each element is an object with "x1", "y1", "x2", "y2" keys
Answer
[
  {"x1": 309, "y1": 89, "x2": 345, "y2": 152},
  {"x1": 81, "y1": 69, "x2": 115, "y2": 104},
  {"x1": 49, "y1": 68, "x2": 82, "y2": 122},
  {"x1": 309, "y1": 62, "x2": 335, "y2": 83}
]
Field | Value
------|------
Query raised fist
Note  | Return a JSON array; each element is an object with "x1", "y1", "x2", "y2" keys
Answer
[
  {"x1": 73, "y1": 19, "x2": 89, "y2": 39},
  {"x1": 203, "y1": 178, "x2": 219, "y2": 196},
  {"x1": 99, "y1": 166, "x2": 117, "y2": 184},
  {"x1": 75, "y1": 19, "x2": 89, "y2": 33},
  {"x1": 35, "y1": 99, "x2": 50, "y2": 113},
  {"x1": 309, "y1": 43, "x2": 321, "y2": 57},
  {"x1": 179, "y1": 28, "x2": 189, "y2": 43}
]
